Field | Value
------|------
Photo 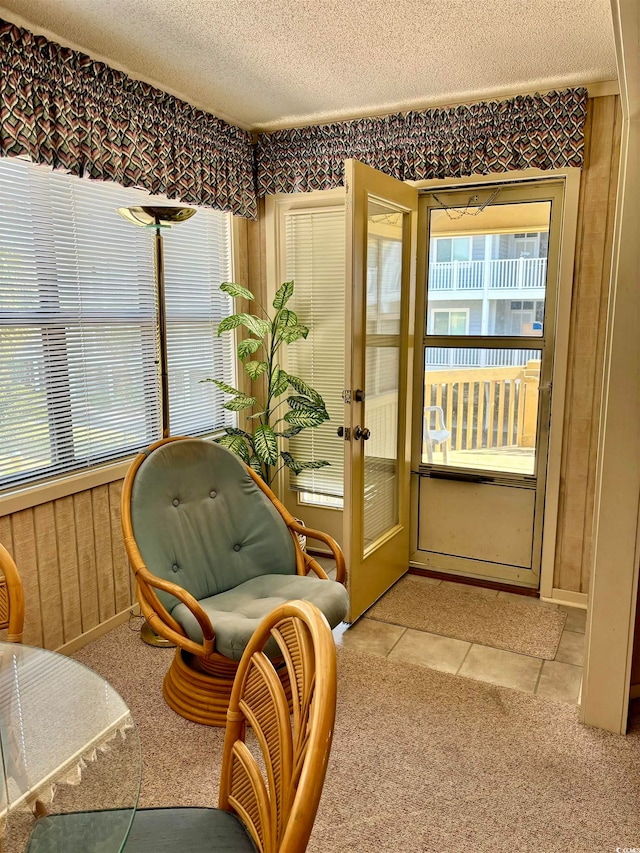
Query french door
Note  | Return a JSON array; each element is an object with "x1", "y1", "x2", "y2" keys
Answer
[
  {"x1": 343, "y1": 160, "x2": 418, "y2": 620},
  {"x1": 413, "y1": 182, "x2": 564, "y2": 587}
]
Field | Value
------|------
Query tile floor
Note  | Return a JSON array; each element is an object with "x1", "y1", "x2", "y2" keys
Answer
[{"x1": 324, "y1": 567, "x2": 586, "y2": 705}]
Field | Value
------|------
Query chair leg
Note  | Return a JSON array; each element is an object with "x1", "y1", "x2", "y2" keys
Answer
[
  {"x1": 442, "y1": 442, "x2": 448, "y2": 464},
  {"x1": 426, "y1": 443, "x2": 433, "y2": 463}
]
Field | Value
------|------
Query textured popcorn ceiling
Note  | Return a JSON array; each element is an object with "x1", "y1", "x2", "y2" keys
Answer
[{"x1": 0, "y1": 0, "x2": 617, "y2": 131}]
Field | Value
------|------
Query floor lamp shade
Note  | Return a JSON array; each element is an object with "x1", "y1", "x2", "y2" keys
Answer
[{"x1": 116, "y1": 205, "x2": 196, "y2": 438}]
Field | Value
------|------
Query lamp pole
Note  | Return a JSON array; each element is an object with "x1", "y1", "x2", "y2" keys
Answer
[
  {"x1": 117, "y1": 205, "x2": 196, "y2": 647},
  {"x1": 116, "y1": 206, "x2": 196, "y2": 438}
]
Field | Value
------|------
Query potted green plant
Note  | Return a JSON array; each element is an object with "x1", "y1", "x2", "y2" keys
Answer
[{"x1": 204, "y1": 280, "x2": 330, "y2": 489}]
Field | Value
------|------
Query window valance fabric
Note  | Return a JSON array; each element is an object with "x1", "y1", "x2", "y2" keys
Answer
[
  {"x1": 255, "y1": 88, "x2": 588, "y2": 197},
  {"x1": 0, "y1": 19, "x2": 257, "y2": 218}
]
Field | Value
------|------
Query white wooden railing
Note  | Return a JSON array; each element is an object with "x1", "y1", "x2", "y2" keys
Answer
[
  {"x1": 424, "y1": 360, "x2": 541, "y2": 451},
  {"x1": 425, "y1": 348, "x2": 540, "y2": 369},
  {"x1": 429, "y1": 257, "x2": 547, "y2": 291}
]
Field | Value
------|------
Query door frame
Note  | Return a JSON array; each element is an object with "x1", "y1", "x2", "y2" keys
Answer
[{"x1": 407, "y1": 168, "x2": 581, "y2": 601}]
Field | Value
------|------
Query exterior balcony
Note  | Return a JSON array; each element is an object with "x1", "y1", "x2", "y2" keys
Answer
[{"x1": 428, "y1": 257, "x2": 547, "y2": 300}]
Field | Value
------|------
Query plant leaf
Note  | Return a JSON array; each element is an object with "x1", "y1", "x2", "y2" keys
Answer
[
  {"x1": 280, "y1": 325, "x2": 309, "y2": 344},
  {"x1": 297, "y1": 459, "x2": 330, "y2": 470},
  {"x1": 223, "y1": 427, "x2": 254, "y2": 447},
  {"x1": 220, "y1": 282, "x2": 255, "y2": 301},
  {"x1": 253, "y1": 424, "x2": 279, "y2": 465},
  {"x1": 284, "y1": 408, "x2": 326, "y2": 428},
  {"x1": 275, "y1": 309, "x2": 298, "y2": 330},
  {"x1": 269, "y1": 366, "x2": 289, "y2": 397},
  {"x1": 216, "y1": 434, "x2": 250, "y2": 463},
  {"x1": 272, "y1": 280, "x2": 294, "y2": 310},
  {"x1": 244, "y1": 360, "x2": 269, "y2": 380},
  {"x1": 287, "y1": 375, "x2": 324, "y2": 404},
  {"x1": 237, "y1": 313, "x2": 270, "y2": 339},
  {"x1": 237, "y1": 338, "x2": 261, "y2": 360},
  {"x1": 217, "y1": 314, "x2": 244, "y2": 335},
  {"x1": 223, "y1": 394, "x2": 257, "y2": 411},
  {"x1": 280, "y1": 452, "x2": 330, "y2": 475},
  {"x1": 280, "y1": 451, "x2": 302, "y2": 474},
  {"x1": 287, "y1": 395, "x2": 327, "y2": 415},
  {"x1": 274, "y1": 426, "x2": 303, "y2": 438},
  {"x1": 248, "y1": 455, "x2": 263, "y2": 476},
  {"x1": 204, "y1": 378, "x2": 243, "y2": 396}
]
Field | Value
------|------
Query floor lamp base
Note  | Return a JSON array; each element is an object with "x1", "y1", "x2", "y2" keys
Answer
[{"x1": 140, "y1": 620, "x2": 176, "y2": 648}]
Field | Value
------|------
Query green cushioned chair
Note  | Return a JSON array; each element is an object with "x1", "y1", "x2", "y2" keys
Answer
[
  {"x1": 121, "y1": 437, "x2": 348, "y2": 726},
  {"x1": 27, "y1": 600, "x2": 337, "y2": 853}
]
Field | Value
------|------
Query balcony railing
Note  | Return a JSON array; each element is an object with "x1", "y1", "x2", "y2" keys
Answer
[
  {"x1": 424, "y1": 361, "x2": 541, "y2": 453},
  {"x1": 425, "y1": 348, "x2": 540, "y2": 369},
  {"x1": 429, "y1": 257, "x2": 547, "y2": 291}
]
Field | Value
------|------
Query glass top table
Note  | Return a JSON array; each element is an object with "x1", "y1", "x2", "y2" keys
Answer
[{"x1": 0, "y1": 642, "x2": 141, "y2": 852}]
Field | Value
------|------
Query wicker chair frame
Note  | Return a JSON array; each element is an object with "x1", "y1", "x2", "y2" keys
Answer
[
  {"x1": 0, "y1": 542, "x2": 25, "y2": 643},
  {"x1": 219, "y1": 599, "x2": 337, "y2": 853},
  {"x1": 121, "y1": 436, "x2": 345, "y2": 727}
]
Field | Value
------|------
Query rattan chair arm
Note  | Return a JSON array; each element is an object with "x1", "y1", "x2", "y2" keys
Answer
[
  {"x1": 136, "y1": 567, "x2": 215, "y2": 656},
  {"x1": 287, "y1": 522, "x2": 346, "y2": 584}
]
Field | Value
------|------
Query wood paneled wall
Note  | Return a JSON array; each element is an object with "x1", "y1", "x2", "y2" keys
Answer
[
  {"x1": 553, "y1": 95, "x2": 622, "y2": 594},
  {"x1": 0, "y1": 480, "x2": 134, "y2": 649}
]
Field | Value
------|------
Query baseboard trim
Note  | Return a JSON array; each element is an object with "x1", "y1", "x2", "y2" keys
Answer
[
  {"x1": 56, "y1": 605, "x2": 138, "y2": 657},
  {"x1": 540, "y1": 588, "x2": 588, "y2": 609}
]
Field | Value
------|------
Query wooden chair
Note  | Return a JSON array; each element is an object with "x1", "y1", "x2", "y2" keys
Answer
[
  {"x1": 121, "y1": 436, "x2": 348, "y2": 726},
  {"x1": 27, "y1": 600, "x2": 338, "y2": 853},
  {"x1": 0, "y1": 542, "x2": 25, "y2": 643}
]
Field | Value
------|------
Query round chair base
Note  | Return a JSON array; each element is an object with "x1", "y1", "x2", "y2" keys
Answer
[{"x1": 163, "y1": 648, "x2": 238, "y2": 727}]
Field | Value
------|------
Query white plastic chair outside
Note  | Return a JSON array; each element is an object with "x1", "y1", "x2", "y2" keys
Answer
[{"x1": 423, "y1": 405, "x2": 450, "y2": 463}]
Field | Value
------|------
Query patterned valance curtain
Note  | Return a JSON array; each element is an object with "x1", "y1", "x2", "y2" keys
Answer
[
  {"x1": 256, "y1": 88, "x2": 588, "y2": 197},
  {"x1": 0, "y1": 19, "x2": 257, "y2": 218}
]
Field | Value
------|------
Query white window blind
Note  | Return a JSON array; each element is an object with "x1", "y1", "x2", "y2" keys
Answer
[
  {"x1": 163, "y1": 209, "x2": 235, "y2": 436},
  {"x1": 284, "y1": 208, "x2": 345, "y2": 499},
  {"x1": 0, "y1": 157, "x2": 234, "y2": 488}
]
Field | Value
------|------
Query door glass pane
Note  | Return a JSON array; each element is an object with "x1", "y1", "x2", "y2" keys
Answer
[
  {"x1": 427, "y1": 201, "x2": 551, "y2": 336},
  {"x1": 423, "y1": 347, "x2": 542, "y2": 475},
  {"x1": 364, "y1": 202, "x2": 403, "y2": 549}
]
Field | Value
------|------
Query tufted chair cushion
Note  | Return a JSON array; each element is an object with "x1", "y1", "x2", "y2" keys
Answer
[
  {"x1": 130, "y1": 440, "x2": 297, "y2": 615},
  {"x1": 172, "y1": 574, "x2": 349, "y2": 660}
]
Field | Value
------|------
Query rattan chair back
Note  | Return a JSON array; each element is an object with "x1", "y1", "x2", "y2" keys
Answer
[{"x1": 218, "y1": 599, "x2": 337, "y2": 853}]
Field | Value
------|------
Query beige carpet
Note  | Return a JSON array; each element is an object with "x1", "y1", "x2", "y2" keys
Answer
[
  {"x1": 367, "y1": 576, "x2": 566, "y2": 659},
  {"x1": 71, "y1": 620, "x2": 640, "y2": 853}
]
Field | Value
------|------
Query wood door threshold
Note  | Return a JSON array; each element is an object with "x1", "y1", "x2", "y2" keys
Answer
[{"x1": 408, "y1": 567, "x2": 539, "y2": 598}]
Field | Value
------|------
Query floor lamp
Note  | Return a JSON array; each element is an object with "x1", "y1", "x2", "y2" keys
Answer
[{"x1": 117, "y1": 205, "x2": 196, "y2": 646}]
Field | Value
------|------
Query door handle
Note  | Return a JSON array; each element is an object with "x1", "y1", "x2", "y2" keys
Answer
[{"x1": 354, "y1": 425, "x2": 371, "y2": 441}]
